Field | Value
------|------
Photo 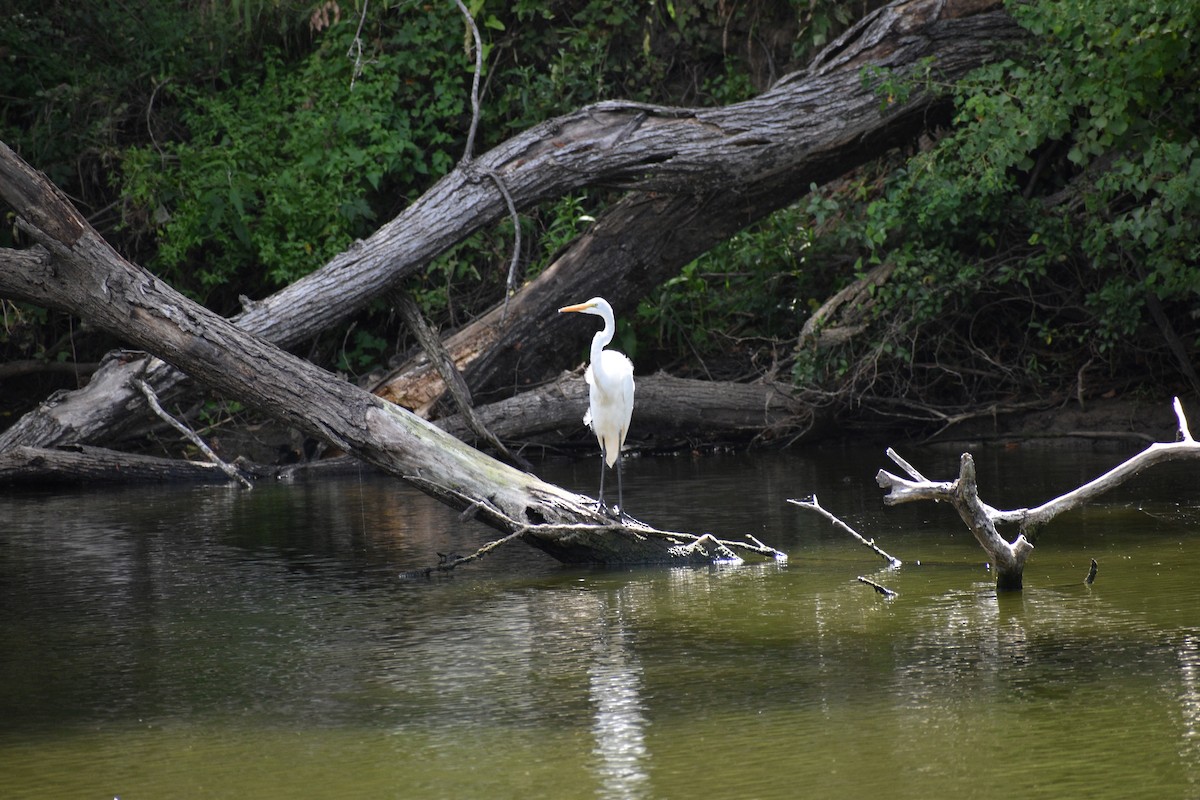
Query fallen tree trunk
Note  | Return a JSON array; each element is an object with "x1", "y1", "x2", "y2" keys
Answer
[
  {"x1": 376, "y1": 178, "x2": 817, "y2": 412},
  {"x1": 0, "y1": 141, "x2": 784, "y2": 566},
  {"x1": 0, "y1": 444, "x2": 243, "y2": 485},
  {"x1": 436, "y1": 371, "x2": 825, "y2": 447},
  {"x1": 0, "y1": 0, "x2": 1025, "y2": 450}
]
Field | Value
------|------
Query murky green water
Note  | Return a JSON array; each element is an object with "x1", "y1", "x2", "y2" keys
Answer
[{"x1": 2, "y1": 443, "x2": 1198, "y2": 798}]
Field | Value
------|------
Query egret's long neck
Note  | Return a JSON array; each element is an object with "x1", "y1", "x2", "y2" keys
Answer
[
  {"x1": 591, "y1": 312, "x2": 614, "y2": 365},
  {"x1": 590, "y1": 328, "x2": 610, "y2": 368}
]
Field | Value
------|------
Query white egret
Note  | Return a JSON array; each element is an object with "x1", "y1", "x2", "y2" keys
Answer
[{"x1": 558, "y1": 297, "x2": 635, "y2": 519}]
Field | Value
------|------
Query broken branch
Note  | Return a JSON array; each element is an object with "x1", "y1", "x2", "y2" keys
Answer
[
  {"x1": 788, "y1": 494, "x2": 901, "y2": 566},
  {"x1": 857, "y1": 576, "x2": 898, "y2": 598},
  {"x1": 136, "y1": 378, "x2": 252, "y2": 489}
]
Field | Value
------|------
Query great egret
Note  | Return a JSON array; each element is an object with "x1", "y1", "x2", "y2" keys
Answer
[{"x1": 559, "y1": 297, "x2": 635, "y2": 519}]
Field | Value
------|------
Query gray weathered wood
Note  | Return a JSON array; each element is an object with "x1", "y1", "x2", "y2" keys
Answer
[
  {"x1": 0, "y1": 444, "x2": 242, "y2": 484},
  {"x1": 876, "y1": 399, "x2": 1200, "y2": 590},
  {"x1": 436, "y1": 371, "x2": 823, "y2": 445}
]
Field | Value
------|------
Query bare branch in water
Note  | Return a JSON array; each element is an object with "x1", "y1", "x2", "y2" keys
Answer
[{"x1": 788, "y1": 494, "x2": 902, "y2": 566}]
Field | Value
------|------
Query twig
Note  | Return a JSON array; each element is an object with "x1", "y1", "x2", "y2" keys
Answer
[
  {"x1": 788, "y1": 494, "x2": 902, "y2": 566},
  {"x1": 400, "y1": 527, "x2": 529, "y2": 578},
  {"x1": 745, "y1": 533, "x2": 788, "y2": 561},
  {"x1": 453, "y1": 0, "x2": 484, "y2": 162},
  {"x1": 857, "y1": 576, "x2": 898, "y2": 598},
  {"x1": 886, "y1": 446, "x2": 929, "y2": 482},
  {"x1": 134, "y1": 379, "x2": 252, "y2": 489},
  {"x1": 347, "y1": 0, "x2": 369, "y2": 89},
  {"x1": 447, "y1": 0, "x2": 522, "y2": 323},
  {"x1": 1000, "y1": 397, "x2": 1200, "y2": 529},
  {"x1": 483, "y1": 169, "x2": 524, "y2": 322},
  {"x1": 394, "y1": 289, "x2": 532, "y2": 471}
]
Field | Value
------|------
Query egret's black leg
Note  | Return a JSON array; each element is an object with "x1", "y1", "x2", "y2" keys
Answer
[
  {"x1": 596, "y1": 449, "x2": 608, "y2": 513},
  {"x1": 615, "y1": 454, "x2": 625, "y2": 522}
]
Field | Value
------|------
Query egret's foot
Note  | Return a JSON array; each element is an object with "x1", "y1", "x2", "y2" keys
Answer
[{"x1": 590, "y1": 500, "x2": 628, "y2": 523}]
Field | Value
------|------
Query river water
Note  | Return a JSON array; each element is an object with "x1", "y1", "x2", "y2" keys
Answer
[{"x1": 2, "y1": 442, "x2": 1198, "y2": 798}]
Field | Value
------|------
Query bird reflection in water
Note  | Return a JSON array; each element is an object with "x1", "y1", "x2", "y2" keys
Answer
[{"x1": 589, "y1": 595, "x2": 650, "y2": 800}]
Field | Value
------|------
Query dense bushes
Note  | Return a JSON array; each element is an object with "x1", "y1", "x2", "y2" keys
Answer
[{"x1": 781, "y1": 0, "x2": 1200, "y2": 413}]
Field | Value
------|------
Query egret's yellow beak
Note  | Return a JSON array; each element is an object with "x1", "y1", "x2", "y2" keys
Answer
[{"x1": 558, "y1": 301, "x2": 593, "y2": 314}]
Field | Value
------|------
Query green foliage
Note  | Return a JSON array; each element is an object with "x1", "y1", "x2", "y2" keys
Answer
[
  {"x1": 636, "y1": 203, "x2": 817, "y2": 371},
  {"x1": 0, "y1": 1, "x2": 314, "y2": 229},
  {"x1": 336, "y1": 326, "x2": 390, "y2": 377},
  {"x1": 789, "y1": 0, "x2": 1200, "y2": 407},
  {"x1": 119, "y1": 4, "x2": 465, "y2": 309}
]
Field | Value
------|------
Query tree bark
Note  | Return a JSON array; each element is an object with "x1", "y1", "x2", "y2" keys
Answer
[
  {"x1": 0, "y1": 0, "x2": 1024, "y2": 450},
  {"x1": 0, "y1": 444, "x2": 245, "y2": 485}
]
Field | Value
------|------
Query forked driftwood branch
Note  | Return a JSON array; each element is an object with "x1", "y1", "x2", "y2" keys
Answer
[{"x1": 877, "y1": 398, "x2": 1199, "y2": 591}]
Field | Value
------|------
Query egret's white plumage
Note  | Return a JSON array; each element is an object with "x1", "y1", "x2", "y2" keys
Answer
[{"x1": 559, "y1": 297, "x2": 635, "y2": 516}]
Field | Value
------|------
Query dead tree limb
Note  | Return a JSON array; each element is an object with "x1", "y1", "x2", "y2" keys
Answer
[
  {"x1": 877, "y1": 398, "x2": 1200, "y2": 591},
  {"x1": 392, "y1": 289, "x2": 531, "y2": 470},
  {"x1": 0, "y1": 0, "x2": 1025, "y2": 451},
  {"x1": 0, "y1": 444, "x2": 244, "y2": 484},
  {"x1": 788, "y1": 494, "x2": 902, "y2": 566},
  {"x1": 135, "y1": 378, "x2": 253, "y2": 489},
  {"x1": 998, "y1": 397, "x2": 1200, "y2": 534},
  {"x1": 436, "y1": 370, "x2": 822, "y2": 447},
  {"x1": 857, "y1": 576, "x2": 898, "y2": 598}
]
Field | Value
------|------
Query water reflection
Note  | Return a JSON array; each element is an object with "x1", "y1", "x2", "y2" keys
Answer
[
  {"x1": 1178, "y1": 634, "x2": 1200, "y2": 787},
  {"x1": 589, "y1": 590, "x2": 650, "y2": 800}
]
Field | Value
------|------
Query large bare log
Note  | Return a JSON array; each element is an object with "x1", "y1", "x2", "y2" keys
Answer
[
  {"x1": 876, "y1": 398, "x2": 1200, "y2": 590},
  {"x1": 0, "y1": 141, "x2": 784, "y2": 566},
  {"x1": 436, "y1": 371, "x2": 823, "y2": 446},
  {"x1": 0, "y1": 0, "x2": 1024, "y2": 450}
]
